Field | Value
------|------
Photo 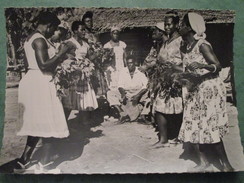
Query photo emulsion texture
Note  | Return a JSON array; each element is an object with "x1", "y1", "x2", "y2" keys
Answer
[{"x1": 0, "y1": 7, "x2": 243, "y2": 174}]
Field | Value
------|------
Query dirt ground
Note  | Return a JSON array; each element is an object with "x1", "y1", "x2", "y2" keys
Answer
[{"x1": 0, "y1": 88, "x2": 244, "y2": 174}]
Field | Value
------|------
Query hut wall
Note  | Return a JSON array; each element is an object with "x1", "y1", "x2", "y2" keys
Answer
[{"x1": 99, "y1": 23, "x2": 234, "y2": 68}]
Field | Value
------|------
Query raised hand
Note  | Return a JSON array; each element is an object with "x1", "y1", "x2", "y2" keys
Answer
[{"x1": 57, "y1": 43, "x2": 70, "y2": 56}]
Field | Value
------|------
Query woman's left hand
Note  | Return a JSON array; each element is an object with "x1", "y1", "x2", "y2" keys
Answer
[
  {"x1": 188, "y1": 62, "x2": 204, "y2": 70},
  {"x1": 131, "y1": 95, "x2": 140, "y2": 106}
]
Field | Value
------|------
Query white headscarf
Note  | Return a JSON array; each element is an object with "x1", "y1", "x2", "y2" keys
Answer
[
  {"x1": 188, "y1": 12, "x2": 206, "y2": 40},
  {"x1": 111, "y1": 26, "x2": 121, "y2": 32}
]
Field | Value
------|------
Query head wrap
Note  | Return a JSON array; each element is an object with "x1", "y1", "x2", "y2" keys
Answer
[
  {"x1": 188, "y1": 12, "x2": 206, "y2": 40},
  {"x1": 156, "y1": 22, "x2": 165, "y2": 31},
  {"x1": 111, "y1": 26, "x2": 121, "y2": 32}
]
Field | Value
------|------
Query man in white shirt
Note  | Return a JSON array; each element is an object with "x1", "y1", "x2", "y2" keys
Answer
[{"x1": 107, "y1": 55, "x2": 148, "y2": 122}]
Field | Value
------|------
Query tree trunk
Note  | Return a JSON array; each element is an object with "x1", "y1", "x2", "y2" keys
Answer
[{"x1": 7, "y1": 32, "x2": 16, "y2": 66}]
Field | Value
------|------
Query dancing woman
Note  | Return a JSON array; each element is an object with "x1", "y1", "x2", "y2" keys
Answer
[
  {"x1": 178, "y1": 12, "x2": 233, "y2": 172},
  {"x1": 16, "y1": 12, "x2": 70, "y2": 173},
  {"x1": 153, "y1": 11, "x2": 183, "y2": 148},
  {"x1": 62, "y1": 21, "x2": 98, "y2": 123},
  {"x1": 81, "y1": 11, "x2": 108, "y2": 97}
]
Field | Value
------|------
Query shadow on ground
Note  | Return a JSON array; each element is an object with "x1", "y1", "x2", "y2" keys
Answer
[{"x1": 0, "y1": 108, "x2": 106, "y2": 173}]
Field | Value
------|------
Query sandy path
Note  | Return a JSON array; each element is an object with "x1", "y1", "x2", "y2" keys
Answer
[{"x1": 0, "y1": 88, "x2": 244, "y2": 174}]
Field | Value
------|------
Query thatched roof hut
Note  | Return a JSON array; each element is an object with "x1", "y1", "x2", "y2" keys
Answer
[
  {"x1": 7, "y1": 7, "x2": 234, "y2": 33},
  {"x1": 74, "y1": 8, "x2": 235, "y2": 33}
]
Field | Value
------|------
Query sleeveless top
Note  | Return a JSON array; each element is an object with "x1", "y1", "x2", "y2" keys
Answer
[
  {"x1": 104, "y1": 40, "x2": 126, "y2": 71},
  {"x1": 24, "y1": 32, "x2": 56, "y2": 70},
  {"x1": 68, "y1": 37, "x2": 89, "y2": 60},
  {"x1": 157, "y1": 36, "x2": 182, "y2": 65},
  {"x1": 182, "y1": 39, "x2": 212, "y2": 75}
]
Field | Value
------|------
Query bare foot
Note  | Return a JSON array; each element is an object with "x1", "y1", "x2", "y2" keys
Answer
[
  {"x1": 168, "y1": 138, "x2": 181, "y2": 145},
  {"x1": 222, "y1": 164, "x2": 235, "y2": 172},
  {"x1": 152, "y1": 141, "x2": 170, "y2": 148},
  {"x1": 187, "y1": 164, "x2": 212, "y2": 172}
]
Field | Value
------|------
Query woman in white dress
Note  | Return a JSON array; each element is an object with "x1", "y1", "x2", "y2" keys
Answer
[
  {"x1": 104, "y1": 26, "x2": 127, "y2": 89},
  {"x1": 104, "y1": 26, "x2": 127, "y2": 117},
  {"x1": 15, "y1": 12, "x2": 70, "y2": 173}
]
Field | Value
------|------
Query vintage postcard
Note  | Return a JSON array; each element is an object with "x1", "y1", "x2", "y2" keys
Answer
[{"x1": 0, "y1": 7, "x2": 243, "y2": 174}]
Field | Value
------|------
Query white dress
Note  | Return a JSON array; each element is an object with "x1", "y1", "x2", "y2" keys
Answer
[
  {"x1": 17, "y1": 33, "x2": 69, "y2": 138},
  {"x1": 104, "y1": 40, "x2": 126, "y2": 90}
]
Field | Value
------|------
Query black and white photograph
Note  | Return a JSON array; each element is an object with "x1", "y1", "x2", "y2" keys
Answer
[{"x1": 0, "y1": 7, "x2": 244, "y2": 174}]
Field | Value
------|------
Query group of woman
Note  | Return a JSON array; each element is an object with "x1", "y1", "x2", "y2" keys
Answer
[
  {"x1": 14, "y1": 10, "x2": 127, "y2": 173},
  {"x1": 14, "y1": 9, "x2": 234, "y2": 173},
  {"x1": 150, "y1": 11, "x2": 234, "y2": 172}
]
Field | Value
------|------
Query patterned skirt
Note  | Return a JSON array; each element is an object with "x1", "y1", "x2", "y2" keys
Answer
[
  {"x1": 178, "y1": 77, "x2": 229, "y2": 144},
  {"x1": 154, "y1": 91, "x2": 183, "y2": 114},
  {"x1": 91, "y1": 69, "x2": 108, "y2": 97},
  {"x1": 62, "y1": 80, "x2": 98, "y2": 111}
]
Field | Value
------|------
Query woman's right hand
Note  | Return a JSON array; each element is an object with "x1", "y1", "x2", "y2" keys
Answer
[{"x1": 57, "y1": 43, "x2": 70, "y2": 56}]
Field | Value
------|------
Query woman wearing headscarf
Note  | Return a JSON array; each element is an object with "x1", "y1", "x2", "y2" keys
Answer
[
  {"x1": 178, "y1": 12, "x2": 233, "y2": 172},
  {"x1": 153, "y1": 11, "x2": 183, "y2": 148},
  {"x1": 104, "y1": 26, "x2": 127, "y2": 117}
]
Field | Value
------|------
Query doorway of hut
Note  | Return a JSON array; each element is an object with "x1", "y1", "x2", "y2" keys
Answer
[{"x1": 99, "y1": 24, "x2": 236, "y2": 105}]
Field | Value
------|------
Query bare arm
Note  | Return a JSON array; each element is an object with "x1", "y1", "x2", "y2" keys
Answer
[
  {"x1": 188, "y1": 43, "x2": 221, "y2": 81},
  {"x1": 172, "y1": 63, "x2": 183, "y2": 72},
  {"x1": 32, "y1": 38, "x2": 68, "y2": 72},
  {"x1": 200, "y1": 43, "x2": 221, "y2": 72},
  {"x1": 188, "y1": 43, "x2": 221, "y2": 73},
  {"x1": 134, "y1": 88, "x2": 147, "y2": 99},
  {"x1": 118, "y1": 87, "x2": 126, "y2": 99},
  {"x1": 123, "y1": 51, "x2": 127, "y2": 67}
]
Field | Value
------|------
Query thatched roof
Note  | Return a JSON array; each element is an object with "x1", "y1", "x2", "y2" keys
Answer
[
  {"x1": 72, "y1": 8, "x2": 235, "y2": 33},
  {"x1": 6, "y1": 7, "x2": 235, "y2": 33}
]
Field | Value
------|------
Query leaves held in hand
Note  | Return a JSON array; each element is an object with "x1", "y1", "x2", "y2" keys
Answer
[
  {"x1": 146, "y1": 61, "x2": 182, "y2": 102},
  {"x1": 52, "y1": 58, "x2": 95, "y2": 97},
  {"x1": 89, "y1": 42, "x2": 115, "y2": 70},
  {"x1": 145, "y1": 61, "x2": 202, "y2": 102},
  {"x1": 174, "y1": 72, "x2": 202, "y2": 93}
]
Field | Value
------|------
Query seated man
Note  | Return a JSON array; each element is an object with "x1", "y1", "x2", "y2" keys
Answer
[{"x1": 107, "y1": 55, "x2": 148, "y2": 122}]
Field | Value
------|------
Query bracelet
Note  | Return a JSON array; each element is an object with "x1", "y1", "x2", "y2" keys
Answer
[{"x1": 211, "y1": 64, "x2": 217, "y2": 73}]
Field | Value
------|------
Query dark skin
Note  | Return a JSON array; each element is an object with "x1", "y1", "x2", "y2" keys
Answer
[
  {"x1": 159, "y1": 17, "x2": 183, "y2": 72},
  {"x1": 118, "y1": 59, "x2": 147, "y2": 106},
  {"x1": 109, "y1": 30, "x2": 127, "y2": 67},
  {"x1": 179, "y1": 21, "x2": 221, "y2": 76},
  {"x1": 63, "y1": 24, "x2": 89, "y2": 120},
  {"x1": 179, "y1": 15, "x2": 233, "y2": 171},
  {"x1": 151, "y1": 27, "x2": 168, "y2": 53},
  {"x1": 83, "y1": 17, "x2": 93, "y2": 31},
  {"x1": 72, "y1": 24, "x2": 96, "y2": 62},
  {"x1": 33, "y1": 23, "x2": 69, "y2": 73},
  {"x1": 164, "y1": 17, "x2": 178, "y2": 37},
  {"x1": 153, "y1": 16, "x2": 182, "y2": 148},
  {"x1": 152, "y1": 28, "x2": 166, "y2": 41},
  {"x1": 15, "y1": 22, "x2": 70, "y2": 172}
]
